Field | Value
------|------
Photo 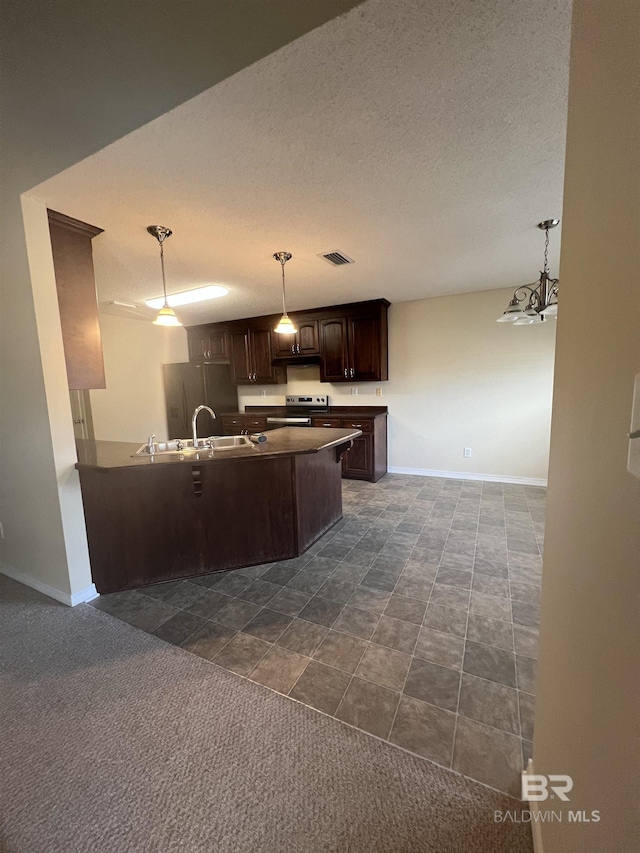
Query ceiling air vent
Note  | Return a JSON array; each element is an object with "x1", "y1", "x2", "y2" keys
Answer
[{"x1": 319, "y1": 250, "x2": 355, "y2": 267}]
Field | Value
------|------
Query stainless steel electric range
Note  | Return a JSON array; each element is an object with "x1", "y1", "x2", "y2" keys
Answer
[{"x1": 265, "y1": 395, "x2": 329, "y2": 427}]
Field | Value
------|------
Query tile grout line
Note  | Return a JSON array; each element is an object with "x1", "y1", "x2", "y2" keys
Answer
[
  {"x1": 386, "y1": 476, "x2": 447, "y2": 749},
  {"x1": 449, "y1": 480, "x2": 480, "y2": 768}
]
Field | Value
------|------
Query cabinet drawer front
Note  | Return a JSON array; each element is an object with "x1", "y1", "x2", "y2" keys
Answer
[
  {"x1": 244, "y1": 417, "x2": 267, "y2": 430},
  {"x1": 312, "y1": 417, "x2": 342, "y2": 428},
  {"x1": 222, "y1": 417, "x2": 243, "y2": 427},
  {"x1": 340, "y1": 418, "x2": 372, "y2": 432}
]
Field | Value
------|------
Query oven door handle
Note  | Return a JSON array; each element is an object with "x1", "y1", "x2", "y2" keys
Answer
[{"x1": 266, "y1": 417, "x2": 312, "y2": 426}]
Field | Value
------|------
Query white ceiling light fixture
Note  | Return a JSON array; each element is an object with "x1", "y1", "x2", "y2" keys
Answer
[
  {"x1": 273, "y1": 251, "x2": 297, "y2": 335},
  {"x1": 497, "y1": 219, "x2": 560, "y2": 325},
  {"x1": 145, "y1": 284, "x2": 229, "y2": 310},
  {"x1": 147, "y1": 225, "x2": 182, "y2": 327}
]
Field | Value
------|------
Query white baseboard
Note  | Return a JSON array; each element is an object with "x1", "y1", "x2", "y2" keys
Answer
[
  {"x1": 387, "y1": 466, "x2": 547, "y2": 487},
  {"x1": 70, "y1": 583, "x2": 100, "y2": 605},
  {"x1": 0, "y1": 563, "x2": 98, "y2": 607},
  {"x1": 523, "y1": 759, "x2": 545, "y2": 853}
]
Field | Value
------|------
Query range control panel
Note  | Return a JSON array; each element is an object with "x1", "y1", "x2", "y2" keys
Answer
[{"x1": 285, "y1": 395, "x2": 329, "y2": 409}]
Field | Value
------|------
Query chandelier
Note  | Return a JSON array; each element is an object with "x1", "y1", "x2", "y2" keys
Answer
[{"x1": 497, "y1": 219, "x2": 560, "y2": 325}]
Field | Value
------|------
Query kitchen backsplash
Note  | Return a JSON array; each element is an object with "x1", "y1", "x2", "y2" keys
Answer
[{"x1": 237, "y1": 365, "x2": 386, "y2": 410}]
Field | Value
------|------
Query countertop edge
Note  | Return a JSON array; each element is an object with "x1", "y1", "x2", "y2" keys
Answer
[{"x1": 75, "y1": 428, "x2": 362, "y2": 471}]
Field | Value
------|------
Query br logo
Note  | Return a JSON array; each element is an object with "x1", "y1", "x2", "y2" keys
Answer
[{"x1": 522, "y1": 774, "x2": 573, "y2": 802}]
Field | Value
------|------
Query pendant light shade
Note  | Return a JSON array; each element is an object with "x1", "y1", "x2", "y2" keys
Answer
[
  {"x1": 153, "y1": 305, "x2": 182, "y2": 326},
  {"x1": 273, "y1": 251, "x2": 297, "y2": 335},
  {"x1": 147, "y1": 225, "x2": 182, "y2": 328},
  {"x1": 274, "y1": 314, "x2": 296, "y2": 334}
]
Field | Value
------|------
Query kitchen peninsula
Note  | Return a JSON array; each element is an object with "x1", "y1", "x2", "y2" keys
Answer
[{"x1": 76, "y1": 427, "x2": 360, "y2": 594}]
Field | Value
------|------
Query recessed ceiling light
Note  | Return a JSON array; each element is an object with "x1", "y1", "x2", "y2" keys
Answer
[{"x1": 144, "y1": 284, "x2": 229, "y2": 309}]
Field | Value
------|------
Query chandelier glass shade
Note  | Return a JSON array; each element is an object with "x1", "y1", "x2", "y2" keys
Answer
[{"x1": 497, "y1": 220, "x2": 560, "y2": 325}]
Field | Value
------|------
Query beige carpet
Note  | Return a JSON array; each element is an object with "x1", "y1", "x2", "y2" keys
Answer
[{"x1": 0, "y1": 575, "x2": 532, "y2": 853}]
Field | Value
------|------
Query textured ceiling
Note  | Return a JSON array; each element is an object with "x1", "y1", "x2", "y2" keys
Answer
[{"x1": 30, "y1": 0, "x2": 572, "y2": 326}]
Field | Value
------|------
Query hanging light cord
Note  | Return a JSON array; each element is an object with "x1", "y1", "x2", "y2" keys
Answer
[
  {"x1": 159, "y1": 239, "x2": 169, "y2": 307},
  {"x1": 281, "y1": 257, "x2": 288, "y2": 315}
]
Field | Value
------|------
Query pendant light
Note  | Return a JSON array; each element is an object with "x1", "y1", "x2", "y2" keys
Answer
[
  {"x1": 147, "y1": 225, "x2": 182, "y2": 327},
  {"x1": 273, "y1": 251, "x2": 297, "y2": 335},
  {"x1": 497, "y1": 219, "x2": 560, "y2": 324}
]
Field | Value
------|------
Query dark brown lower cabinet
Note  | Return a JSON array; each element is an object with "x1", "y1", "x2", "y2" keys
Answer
[
  {"x1": 341, "y1": 432, "x2": 373, "y2": 479},
  {"x1": 78, "y1": 445, "x2": 348, "y2": 594},
  {"x1": 311, "y1": 414, "x2": 387, "y2": 482}
]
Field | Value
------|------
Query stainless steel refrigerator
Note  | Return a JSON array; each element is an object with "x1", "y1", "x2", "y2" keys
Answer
[{"x1": 163, "y1": 362, "x2": 238, "y2": 438}]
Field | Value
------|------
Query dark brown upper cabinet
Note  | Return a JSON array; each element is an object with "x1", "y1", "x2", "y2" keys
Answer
[
  {"x1": 186, "y1": 298, "x2": 389, "y2": 384},
  {"x1": 319, "y1": 301, "x2": 389, "y2": 382},
  {"x1": 187, "y1": 324, "x2": 229, "y2": 362},
  {"x1": 48, "y1": 210, "x2": 105, "y2": 390},
  {"x1": 273, "y1": 317, "x2": 320, "y2": 359},
  {"x1": 229, "y1": 323, "x2": 287, "y2": 385}
]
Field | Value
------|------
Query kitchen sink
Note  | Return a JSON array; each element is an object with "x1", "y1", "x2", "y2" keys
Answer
[{"x1": 134, "y1": 435, "x2": 253, "y2": 456}]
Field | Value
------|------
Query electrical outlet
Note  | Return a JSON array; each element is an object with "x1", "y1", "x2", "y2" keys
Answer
[
  {"x1": 260, "y1": 389, "x2": 266, "y2": 397},
  {"x1": 464, "y1": 447, "x2": 472, "y2": 458},
  {"x1": 351, "y1": 387, "x2": 358, "y2": 396},
  {"x1": 375, "y1": 387, "x2": 383, "y2": 397}
]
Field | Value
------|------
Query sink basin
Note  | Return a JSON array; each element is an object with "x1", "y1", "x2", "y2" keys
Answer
[{"x1": 134, "y1": 435, "x2": 253, "y2": 456}]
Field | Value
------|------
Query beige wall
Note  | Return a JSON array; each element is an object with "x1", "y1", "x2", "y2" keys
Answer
[
  {"x1": 239, "y1": 288, "x2": 556, "y2": 483},
  {"x1": 0, "y1": 196, "x2": 86, "y2": 600},
  {"x1": 90, "y1": 314, "x2": 188, "y2": 443},
  {"x1": 533, "y1": 1, "x2": 640, "y2": 851}
]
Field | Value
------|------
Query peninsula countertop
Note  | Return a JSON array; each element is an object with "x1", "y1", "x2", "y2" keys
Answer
[{"x1": 75, "y1": 426, "x2": 362, "y2": 471}]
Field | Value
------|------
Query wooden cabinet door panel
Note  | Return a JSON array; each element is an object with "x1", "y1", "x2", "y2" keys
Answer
[
  {"x1": 250, "y1": 328, "x2": 276, "y2": 382},
  {"x1": 48, "y1": 211, "x2": 105, "y2": 390},
  {"x1": 187, "y1": 330, "x2": 208, "y2": 362},
  {"x1": 274, "y1": 330, "x2": 297, "y2": 358},
  {"x1": 319, "y1": 318, "x2": 349, "y2": 381},
  {"x1": 273, "y1": 318, "x2": 319, "y2": 358},
  {"x1": 230, "y1": 332, "x2": 251, "y2": 383},
  {"x1": 342, "y1": 433, "x2": 372, "y2": 479},
  {"x1": 297, "y1": 319, "x2": 319, "y2": 355},
  {"x1": 348, "y1": 314, "x2": 381, "y2": 381},
  {"x1": 208, "y1": 327, "x2": 229, "y2": 361}
]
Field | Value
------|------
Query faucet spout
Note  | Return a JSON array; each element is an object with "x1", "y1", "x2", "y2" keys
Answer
[{"x1": 192, "y1": 405, "x2": 216, "y2": 447}]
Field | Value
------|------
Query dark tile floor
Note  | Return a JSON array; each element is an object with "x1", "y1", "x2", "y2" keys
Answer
[{"x1": 89, "y1": 474, "x2": 543, "y2": 797}]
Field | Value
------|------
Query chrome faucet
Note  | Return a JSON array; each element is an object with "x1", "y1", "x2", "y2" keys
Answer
[{"x1": 192, "y1": 405, "x2": 216, "y2": 447}]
